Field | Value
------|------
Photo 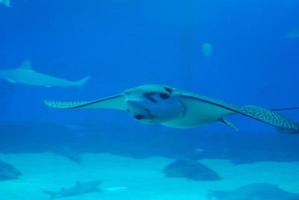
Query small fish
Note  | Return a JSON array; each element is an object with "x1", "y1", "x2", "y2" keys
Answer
[{"x1": 0, "y1": 60, "x2": 90, "y2": 88}]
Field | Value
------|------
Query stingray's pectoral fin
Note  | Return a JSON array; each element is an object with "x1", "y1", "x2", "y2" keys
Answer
[
  {"x1": 239, "y1": 105, "x2": 299, "y2": 133},
  {"x1": 220, "y1": 119, "x2": 239, "y2": 131},
  {"x1": 44, "y1": 94, "x2": 126, "y2": 110}
]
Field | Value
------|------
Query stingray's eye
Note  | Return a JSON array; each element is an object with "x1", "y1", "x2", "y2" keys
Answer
[{"x1": 159, "y1": 93, "x2": 170, "y2": 99}]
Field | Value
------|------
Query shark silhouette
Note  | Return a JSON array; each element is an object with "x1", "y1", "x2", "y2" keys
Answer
[
  {"x1": 43, "y1": 180, "x2": 127, "y2": 199},
  {"x1": 44, "y1": 180, "x2": 102, "y2": 199},
  {"x1": 0, "y1": 60, "x2": 90, "y2": 88}
]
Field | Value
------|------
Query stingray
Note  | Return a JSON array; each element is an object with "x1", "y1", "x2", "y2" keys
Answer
[
  {"x1": 44, "y1": 84, "x2": 299, "y2": 132},
  {"x1": 207, "y1": 183, "x2": 299, "y2": 200}
]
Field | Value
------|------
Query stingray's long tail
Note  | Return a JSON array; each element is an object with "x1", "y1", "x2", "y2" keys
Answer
[{"x1": 239, "y1": 105, "x2": 299, "y2": 133}]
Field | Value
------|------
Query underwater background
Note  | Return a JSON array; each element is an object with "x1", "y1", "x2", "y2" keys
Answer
[{"x1": 1, "y1": 0, "x2": 299, "y2": 199}]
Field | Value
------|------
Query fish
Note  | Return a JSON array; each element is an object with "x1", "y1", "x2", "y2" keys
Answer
[
  {"x1": 0, "y1": 60, "x2": 90, "y2": 88},
  {"x1": 44, "y1": 84, "x2": 299, "y2": 132},
  {"x1": 0, "y1": 0, "x2": 10, "y2": 7},
  {"x1": 207, "y1": 183, "x2": 299, "y2": 200},
  {"x1": 43, "y1": 180, "x2": 102, "y2": 199}
]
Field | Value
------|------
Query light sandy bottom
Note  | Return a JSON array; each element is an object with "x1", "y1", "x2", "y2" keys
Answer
[{"x1": 0, "y1": 153, "x2": 299, "y2": 200}]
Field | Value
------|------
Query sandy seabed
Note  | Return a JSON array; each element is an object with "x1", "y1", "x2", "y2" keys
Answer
[{"x1": 0, "y1": 153, "x2": 299, "y2": 200}]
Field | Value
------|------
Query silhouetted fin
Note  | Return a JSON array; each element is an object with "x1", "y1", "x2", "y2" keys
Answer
[{"x1": 44, "y1": 94, "x2": 126, "y2": 110}]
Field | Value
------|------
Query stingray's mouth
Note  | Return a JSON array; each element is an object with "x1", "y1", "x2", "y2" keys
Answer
[
  {"x1": 133, "y1": 112, "x2": 155, "y2": 121},
  {"x1": 133, "y1": 114, "x2": 147, "y2": 120},
  {"x1": 127, "y1": 100, "x2": 155, "y2": 120}
]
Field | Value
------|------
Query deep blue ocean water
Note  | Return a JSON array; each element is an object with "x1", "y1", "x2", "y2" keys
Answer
[{"x1": 1, "y1": 0, "x2": 299, "y2": 199}]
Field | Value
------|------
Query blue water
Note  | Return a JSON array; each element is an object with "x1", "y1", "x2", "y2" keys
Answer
[{"x1": 1, "y1": 0, "x2": 299, "y2": 199}]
